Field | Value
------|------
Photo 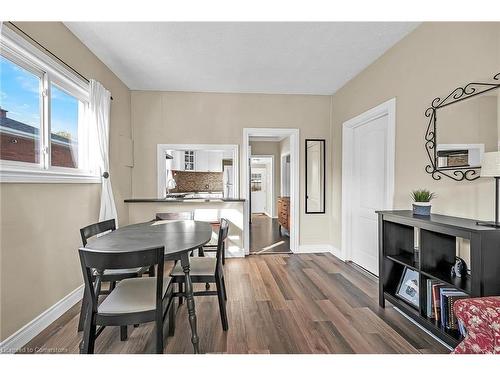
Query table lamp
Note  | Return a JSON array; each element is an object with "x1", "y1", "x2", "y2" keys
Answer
[{"x1": 477, "y1": 151, "x2": 500, "y2": 228}]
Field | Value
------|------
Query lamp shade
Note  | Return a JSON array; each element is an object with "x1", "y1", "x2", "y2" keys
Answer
[{"x1": 481, "y1": 151, "x2": 500, "y2": 177}]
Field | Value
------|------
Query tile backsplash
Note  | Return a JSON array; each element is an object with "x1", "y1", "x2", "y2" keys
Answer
[{"x1": 171, "y1": 170, "x2": 223, "y2": 192}]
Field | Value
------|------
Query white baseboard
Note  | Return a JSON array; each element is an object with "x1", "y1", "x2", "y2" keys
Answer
[
  {"x1": 295, "y1": 244, "x2": 343, "y2": 259},
  {"x1": 0, "y1": 284, "x2": 84, "y2": 353}
]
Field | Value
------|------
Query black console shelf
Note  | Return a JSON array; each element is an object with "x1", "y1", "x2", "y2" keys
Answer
[{"x1": 378, "y1": 210, "x2": 500, "y2": 348}]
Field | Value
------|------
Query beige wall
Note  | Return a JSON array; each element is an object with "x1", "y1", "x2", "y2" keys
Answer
[
  {"x1": 250, "y1": 141, "x2": 281, "y2": 215},
  {"x1": 0, "y1": 22, "x2": 132, "y2": 340},
  {"x1": 130, "y1": 91, "x2": 333, "y2": 246},
  {"x1": 331, "y1": 22, "x2": 500, "y2": 250}
]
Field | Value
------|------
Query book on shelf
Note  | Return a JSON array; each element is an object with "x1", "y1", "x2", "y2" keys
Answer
[
  {"x1": 426, "y1": 279, "x2": 440, "y2": 318},
  {"x1": 440, "y1": 288, "x2": 468, "y2": 329},
  {"x1": 431, "y1": 283, "x2": 447, "y2": 320},
  {"x1": 429, "y1": 281, "x2": 469, "y2": 332},
  {"x1": 445, "y1": 293, "x2": 468, "y2": 330},
  {"x1": 439, "y1": 288, "x2": 457, "y2": 327},
  {"x1": 428, "y1": 283, "x2": 469, "y2": 334}
]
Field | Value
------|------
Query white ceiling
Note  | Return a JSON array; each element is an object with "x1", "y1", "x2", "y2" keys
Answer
[{"x1": 65, "y1": 22, "x2": 419, "y2": 95}]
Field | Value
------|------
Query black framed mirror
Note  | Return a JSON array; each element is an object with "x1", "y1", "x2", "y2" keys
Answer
[
  {"x1": 305, "y1": 139, "x2": 326, "y2": 214},
  {"x1": 425, "y1": 73, "x2": 500, "y2": 181}
]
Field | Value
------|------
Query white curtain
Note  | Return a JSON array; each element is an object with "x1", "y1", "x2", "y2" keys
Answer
[{"x1": 89, "y1": 79, "x2": 118, "y2": 223}]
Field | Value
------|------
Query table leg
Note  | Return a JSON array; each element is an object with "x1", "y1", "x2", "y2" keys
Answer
[{"x1": 180, "y1": 253, "x2": 200, "y2": 354}]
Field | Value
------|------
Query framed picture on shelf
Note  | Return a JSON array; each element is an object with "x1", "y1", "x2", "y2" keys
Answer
[{"x1": 396, "y1": 267, "x2": 420, "y2": 308}]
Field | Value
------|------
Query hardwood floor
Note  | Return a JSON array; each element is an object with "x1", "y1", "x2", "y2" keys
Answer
[
  {"x1": 250, "y1": 214, "x2": 291, "y2": 254},
  {"x1": 22, "y1": 253, "x2": 449, "y2": 354}
]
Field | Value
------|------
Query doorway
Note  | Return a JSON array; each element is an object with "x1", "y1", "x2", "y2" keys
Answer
[
  {"x1": 243, "y1": 128, "x2": 299, "y2": 254},
  {"x1": 341, "y1": 98, "x2": 396, "y2": 276},
  {"x1": 249, "y1": 154, "x2": 289, "y2": 254}
]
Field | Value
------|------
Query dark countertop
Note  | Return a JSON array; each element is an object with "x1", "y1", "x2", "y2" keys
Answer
[{"x1": 125, "y1": 198, "x2": 246, "y2": 203}]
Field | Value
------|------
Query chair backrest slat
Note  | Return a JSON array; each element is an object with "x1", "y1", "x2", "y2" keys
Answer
[
  {"x1": 80, "y1": 219, "x2": 116, "y2": 246},
  {"x1": 216, "y1": 218, "x2": 229, "y2": 269}
]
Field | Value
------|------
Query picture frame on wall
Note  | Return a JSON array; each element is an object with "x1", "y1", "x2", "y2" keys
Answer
[{"x1": 396, "y1": 267, "x2": 420, "y2": 308}]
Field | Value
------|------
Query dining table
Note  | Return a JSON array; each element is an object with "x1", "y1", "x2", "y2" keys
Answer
[{"x1": 83, "y1": 219, "x2": 214, "y2": 353}]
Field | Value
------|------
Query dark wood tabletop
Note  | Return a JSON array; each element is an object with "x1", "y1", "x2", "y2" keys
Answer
[{"x1": 84, "y1": 220, "x2": 213, "y2": 255}]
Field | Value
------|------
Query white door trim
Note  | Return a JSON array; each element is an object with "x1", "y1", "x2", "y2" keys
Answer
[
  {"x1": 251, "y1": 155, "x2": 275, "y2": 218},
  {"x1": 243, "y1": 128, "x2": 299, "y2": 254},
  {"x1": 341, "y1": 98, "x2": 396, "y2": 262}
]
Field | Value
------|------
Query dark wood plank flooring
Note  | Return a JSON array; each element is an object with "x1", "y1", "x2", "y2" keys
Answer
[
  {"x1": 250, "y1": 214, "x2": 290, "y2": 254},
  {"x1": 22, "y1": 253, "x2": 449, "y2": 354}
]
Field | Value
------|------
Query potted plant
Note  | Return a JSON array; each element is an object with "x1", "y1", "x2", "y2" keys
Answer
[{"x1": 411, "y1": 189, "x2": 436, "y2": 216}]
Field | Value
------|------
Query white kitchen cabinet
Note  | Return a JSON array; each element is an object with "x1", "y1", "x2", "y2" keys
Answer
[
  {"x1": 194, "y1": 150, "x2": 223, "y2": 172},
  {"x1": 195, "y1": 150, "x2": 209, "y2": 171},
  {"x1": 208, "y1": 151, "x2": 223, "y2": 172},
  {"x1": 170, "y1": 150, "x2": 185, "y2": 171},
  {"x1": 170, "y1": 150, "x2": 224, "y2": 172}
]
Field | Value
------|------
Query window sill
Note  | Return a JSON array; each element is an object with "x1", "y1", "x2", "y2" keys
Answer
[{"x1": 0, "y1": 168, "x2": 101, "y2": 184}]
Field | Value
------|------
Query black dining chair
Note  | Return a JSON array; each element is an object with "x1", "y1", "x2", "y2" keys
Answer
[
  {"x1": 78, "y1": 219, "x2": 153, "y2": 338},
  {"x1": 197, "y1": 221, "x2": 225, "y2": 265},
  {"x1": 170, "y1": 218, "x2": 229, "y2": 331},
  {"x1": 79, "y1": 246, "x2": 174, "y2": 354}
]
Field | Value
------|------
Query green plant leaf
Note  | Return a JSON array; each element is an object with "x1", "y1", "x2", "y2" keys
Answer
[{"x1": 411, "y1": 189, "x2": 436, "y2": 202}]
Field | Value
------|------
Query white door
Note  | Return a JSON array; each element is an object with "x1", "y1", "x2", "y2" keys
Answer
[
  {"x1": 251, "y1": 168, "x2": 267, "y2": 213},
  {"x1": 350, "y1": 114, "x2": 391, "y2": 275}
]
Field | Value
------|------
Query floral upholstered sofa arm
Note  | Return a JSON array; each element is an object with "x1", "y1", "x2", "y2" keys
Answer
[{"x1": 453, "y1": 297, "x2": 500, "y2": 354}]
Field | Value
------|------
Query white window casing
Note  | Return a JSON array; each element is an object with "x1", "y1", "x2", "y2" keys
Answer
[{"x1": 0, "y1": 26, "x2": 100, "y2": 183}]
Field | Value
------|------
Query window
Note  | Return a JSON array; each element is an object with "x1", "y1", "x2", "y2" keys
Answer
[
  {"x1": 50, "y1": 83, "x2": 85, "y2": 168},
  {"x1": 0, "y1": 27, "x2": 98, "y2": 183},
  {"x1": 184, "y1": 150, "x2": 195, "y2": 170},
  {"x1": 0, "y1": 55, "x2": 42, "y2": 165},
  {"x1": 251, "y1": 173, "x2": 262, "y2": 191}
]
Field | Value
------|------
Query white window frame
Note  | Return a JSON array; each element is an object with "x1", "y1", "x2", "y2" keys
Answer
[{"x1": 0, "y1": 27, "x2": 100, "y2": 183}]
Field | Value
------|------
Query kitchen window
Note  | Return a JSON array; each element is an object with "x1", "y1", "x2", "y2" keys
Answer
[
  {"x1": 0, "y1": 27, "x2": 98, "y2": 183},
  {"x1": 184, "y1": 150, "x2": 195, "y2": 171}
]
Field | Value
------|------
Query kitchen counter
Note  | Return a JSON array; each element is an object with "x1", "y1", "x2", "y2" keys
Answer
[
  {"x1": 124, "y1": 198, "x2": 245, "y2": 203},
  {"x1": 125, "y1": 197, "x2": 247, "y2": 258}
]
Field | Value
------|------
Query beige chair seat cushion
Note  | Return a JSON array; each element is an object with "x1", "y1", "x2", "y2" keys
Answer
[
  {"x1": 170, "y1": 257, "x2": 216, "y2": 277},
  {"x1": 98, "y1": 277, "x2": 171, "y2": 314}
]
